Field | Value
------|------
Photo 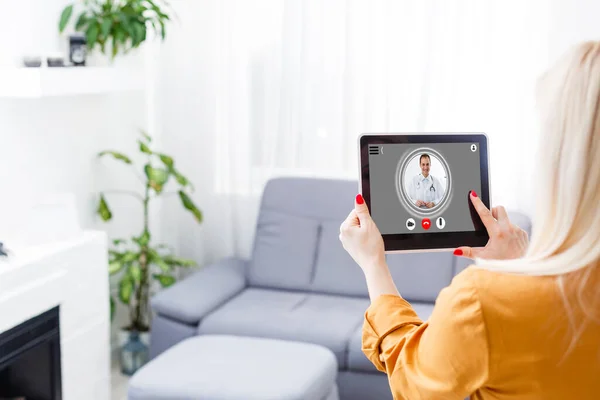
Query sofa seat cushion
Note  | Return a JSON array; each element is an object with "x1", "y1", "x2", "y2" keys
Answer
[
  {"x1": 347, "y1": 301, "x2": 435, "y2": 373},
  {"x1": 198, "y1": 288, "x2": 369, "y2": 368}
]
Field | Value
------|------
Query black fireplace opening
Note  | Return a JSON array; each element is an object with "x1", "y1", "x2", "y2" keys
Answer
[{"x1": 0, "y1": 306, "x2": 62, "y2": 400}]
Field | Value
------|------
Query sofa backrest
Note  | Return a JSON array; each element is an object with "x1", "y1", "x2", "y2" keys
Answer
[{"x1": 247, "y1": 177, "x2": 457, "y2": 302}]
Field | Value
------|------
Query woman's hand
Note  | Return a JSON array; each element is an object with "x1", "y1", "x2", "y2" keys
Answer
[
  {"x1": 340, "y1": 194, "x2": 399, "y2": 301},
  {"x1": 339, "y1": 194, "x2": 386, "y2": 273},
  {"x1": 455, "y1": 191, "x2": 529, "y2": 260}
]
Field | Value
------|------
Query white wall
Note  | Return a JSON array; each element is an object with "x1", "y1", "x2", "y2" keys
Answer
[
  {"x1": 0, "y1": 0, "x2": 151, "y2": 348},
  {"x1": 152, "y1": 0, "x2": 255, "y2": 265},
  {"x1": 550, "y1": 0, "x2": 600, "y2": 62}
]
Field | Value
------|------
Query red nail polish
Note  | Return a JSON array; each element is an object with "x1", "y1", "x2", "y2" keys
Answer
[
  {"x1": 471, "y1": 191, "x2": 478, "y2": 198},
  {"x1": 453, "y1": 249, "x2": 463, "y2": 256},
  {"x1": 356, "y1": 194, "x2": 364, "y2": 204}
]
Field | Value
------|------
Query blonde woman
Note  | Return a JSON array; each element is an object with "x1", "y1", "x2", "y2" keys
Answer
[{"x1": 339, "y1": 41, "x2": 600, "y2": 399}]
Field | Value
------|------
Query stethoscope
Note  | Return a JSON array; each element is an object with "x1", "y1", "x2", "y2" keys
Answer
[{"x1": 416, "y1": 177, "x2": 436, "y2": 192}]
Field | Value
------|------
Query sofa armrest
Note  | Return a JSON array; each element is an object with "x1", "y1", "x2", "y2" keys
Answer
[{"x1": 151, "y1": 257, "x2": 247, "y2": 325}]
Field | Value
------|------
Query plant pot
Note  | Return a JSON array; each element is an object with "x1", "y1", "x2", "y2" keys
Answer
[
  {"x1": 118, "y1": 328, "x2": 150, "y2": 376},
  {"x1": 118, "y1": 328, "x2": 150, "y2": 348}
]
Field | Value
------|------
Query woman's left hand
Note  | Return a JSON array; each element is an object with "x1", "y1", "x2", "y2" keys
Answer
[{"x1": 339, "y1": 194, "x2": 386, "y2": 273}]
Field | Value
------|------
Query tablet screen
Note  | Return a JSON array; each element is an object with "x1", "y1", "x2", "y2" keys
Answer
[{"x1": 368, "y1": 141, "x2": 482, "y2": 235}]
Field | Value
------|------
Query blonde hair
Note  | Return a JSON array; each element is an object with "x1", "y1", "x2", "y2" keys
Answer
[
  {"x1": 476, "y1": 41, "x2": 600, "y2": 357},
  {"x1": 478, "y1": 41, "x2": 600, "y2": 276}
]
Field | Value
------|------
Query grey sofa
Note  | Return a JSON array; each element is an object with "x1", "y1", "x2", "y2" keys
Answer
[{"x1": 150, "y1": 177, "x2": 531, "y2": 400}]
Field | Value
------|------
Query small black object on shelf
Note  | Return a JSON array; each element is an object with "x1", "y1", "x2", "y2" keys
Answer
[
  {"x1": 69, "y1": 34, "x2": 87, "y2": 66},
  {"x1": 47, "y1": 54, "x2": 65, "y2": 67}
]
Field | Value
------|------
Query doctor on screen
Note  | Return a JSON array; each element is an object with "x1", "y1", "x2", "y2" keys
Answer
[{"x1": 408, "y1": 153, "x2": 445, "y2": 208}]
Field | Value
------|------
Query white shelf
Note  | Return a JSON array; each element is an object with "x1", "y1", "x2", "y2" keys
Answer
[{"x1": 0, "y1": 67, "x2": 145, "y2": 98}]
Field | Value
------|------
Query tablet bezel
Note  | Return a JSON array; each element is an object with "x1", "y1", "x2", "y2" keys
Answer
[{"x1": 359, "y1": 133, "x2": 491, "y2": 252}]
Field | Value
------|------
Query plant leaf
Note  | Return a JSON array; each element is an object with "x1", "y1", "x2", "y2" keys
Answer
[
  {"x1": 144, "y1": 164, "x2": 169, "y2": 193},
  {"x1": 132, "y1": 22, "x2": 145, "y2": 47},
  {"x1": 59, "y1": 5, "x2": 74, "y2": 33},
  {"x1": 101, "y1": 18, "x2": 112, "y2": 39},
  {"x1": 163, "y1": 255, "x2": 196, "y2": 267},
  {"x1": 121, "y1": 15, "x2": 135, "y2": 42},
  {"x1": 98, "y1": 150, "x2": 132, "y2": 164},
  {"x1": 86, "y1": 22, "x2": 100, "y2": 48},
  {"x1": 159, "y1": 19, "x2": 166, "y2": 40},
  {"x1": 133, "y1": 230, "x2": 151, "y2": 246},
  {"x1": 178, "y1": 191, "x2": 202, "y2": 223},
  {"x1": 109, "y1": 261, "x2": 124, "y2": 275},
  {"x1": 112, "y1": 35, "x2": 119, "y2": 58},
  {"x1": 75, "y1": 13, "x2": 88, "y2": 31},
  {"x1": 112, "y1": 238, "x2": 127, "y2": 246},
  {"x1": 97, "y1": 194, "x2": 112, "y2": 221},
  {"x1": 110, "y1": 296, "x2": 115, "y2": 321},
  {"x1": 153, "y1": 274, "x2": 176, "y2": 288},
  {"x1": 119, "y1": 276, "x2": 134, "y2": 304},
  {"x1": 140, "y1": 130, "x2": 152, "y2": 142},
  {"x1": 140, "y1": 22, "x2": 147, "y2": 42},
  {"x1": 129, "y1": 264, "x2": 141, "y2": 284},
  {"x1": 109, "y1": 249, "x2": 122, "y2": 262},
  {"x1": 159, "y1": 154, "x2": 173, "y2": 169},
  {"x1": 171, "y1": 169, "x2": 193, "y2": 189},
  {"x1": 114, "y1": 25, "x2": 126, "y2": 44},
  {"x1": 139, "y1": 140, "x2": 152, "y2": 154},
  {"x1": 148, "y1": 249, "x2": 171, "y2": 273},
  {"x1": 121, "y1": 251, "x2": 139, "y2": 263}
]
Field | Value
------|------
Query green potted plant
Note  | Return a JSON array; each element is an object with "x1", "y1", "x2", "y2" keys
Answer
[
  {"x1": 59, "y1": 0, "x2": 172, "y2": 59},
  {"x1": 98, "y1": 131, "x2": 202, "y2": 375}
]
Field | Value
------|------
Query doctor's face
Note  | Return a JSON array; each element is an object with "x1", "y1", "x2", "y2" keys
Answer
[{"x1": 420, "y1": 157, "x2": 430, "y2": 177}]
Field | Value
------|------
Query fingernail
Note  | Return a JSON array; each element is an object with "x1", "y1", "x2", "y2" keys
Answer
[
  {"x1": 356, "y1": 194, "x2": 364, "y2": 205},
  {"x1": 453, "y1": 249, "x2": 463, "y2": 256},
  {"x1": 471, "y1": 191, "x2": 478, "y2": 198}
]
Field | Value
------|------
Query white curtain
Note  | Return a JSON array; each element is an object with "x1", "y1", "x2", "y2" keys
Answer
[{"x1": 154, "y1": 0, "x2": 550, "y2": 264}]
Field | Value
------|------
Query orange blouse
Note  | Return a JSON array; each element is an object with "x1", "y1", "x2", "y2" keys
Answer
[{"x1": 362, "y1": 265, "x2": 600, "y2": 400}]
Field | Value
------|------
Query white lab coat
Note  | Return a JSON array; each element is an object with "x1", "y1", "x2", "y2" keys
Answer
[{"x1": 408, "y1": 173, "x2": 445, "y2": 206}]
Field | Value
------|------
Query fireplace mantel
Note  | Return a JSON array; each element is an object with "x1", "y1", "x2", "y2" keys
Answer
[{"x1": 0, "y1": 231, "x2": 110, "y2": 400}]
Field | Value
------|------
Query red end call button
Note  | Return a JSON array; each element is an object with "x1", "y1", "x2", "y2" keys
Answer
[{"x1": 422, "y1": 218, "x2": 431, "y2": 230}]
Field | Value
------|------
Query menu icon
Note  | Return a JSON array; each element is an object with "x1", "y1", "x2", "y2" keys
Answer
[{"x1": 369, "y1": 145, "x2": 381, "y2": 155}]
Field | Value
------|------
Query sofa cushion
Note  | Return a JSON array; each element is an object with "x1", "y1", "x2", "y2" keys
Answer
[
  {"x1": 248, "y1": 209, "x2": 320, "y2": 291},
  {"x1": 310, "y1": 220, "x2": 369, "y2": 297},
  {"x1": 347, "y1": 302, "x2": 434, "y2": 373},
  {"x1": 386, "y1": 253, "x2": 455, "y2": 302},
  {"x1": 197, "y1": 288, "x2": 369, "y2": 368},
  {"x1": 248, "y1": 177, "x2": 359, "y2": 293}
]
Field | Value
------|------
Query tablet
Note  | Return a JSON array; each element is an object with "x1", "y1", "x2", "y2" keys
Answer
[{"x1": 359, "y1": 133, "x2": 491, "y2": 252}]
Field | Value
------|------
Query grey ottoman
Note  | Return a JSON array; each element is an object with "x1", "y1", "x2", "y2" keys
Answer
[{"x1": 128, "y1": 335, "x2": 339, "y2": 400}]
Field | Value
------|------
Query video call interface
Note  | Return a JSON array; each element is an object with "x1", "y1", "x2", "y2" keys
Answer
[{"x1": 368, "y1": 142, "x2": 482, "y2": 235}]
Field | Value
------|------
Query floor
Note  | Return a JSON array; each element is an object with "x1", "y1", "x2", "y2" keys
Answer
[{"x1": 111, "y1": 356, "x2": 130, "y2": 400}]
